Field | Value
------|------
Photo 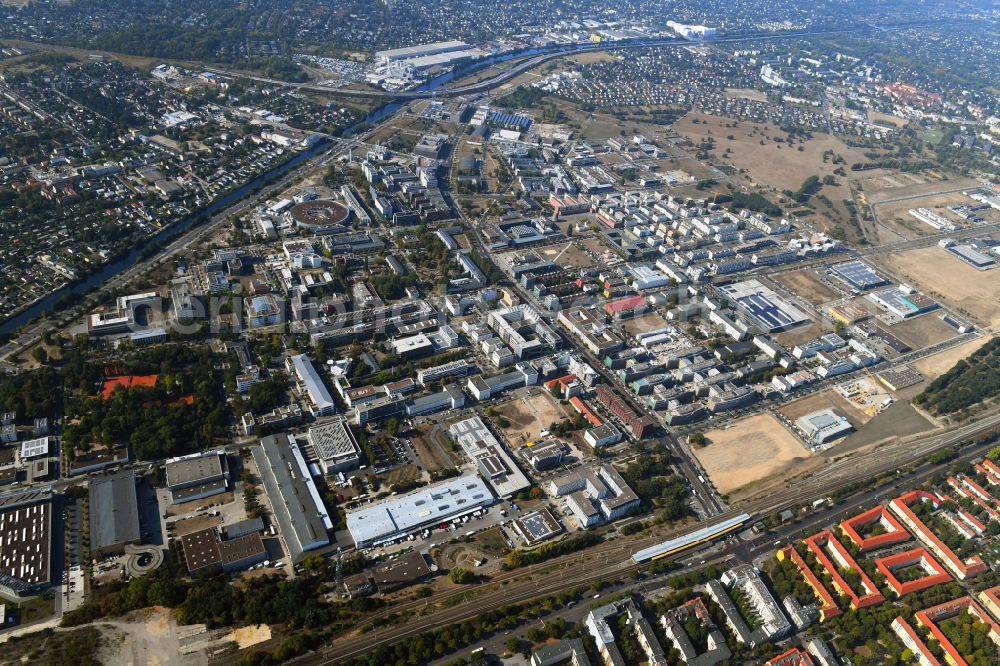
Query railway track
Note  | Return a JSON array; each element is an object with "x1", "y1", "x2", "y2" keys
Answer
[{"x1": 289, "y1": 410, "x2": 1000, "y2": 665}]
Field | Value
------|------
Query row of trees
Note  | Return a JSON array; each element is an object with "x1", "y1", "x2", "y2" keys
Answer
[
  {"x1": 63, "y1": 563, "x2": 384, "y2": 637},
  {"x1": 503, "y1": 532, "x2": 601, "y2": 569}
]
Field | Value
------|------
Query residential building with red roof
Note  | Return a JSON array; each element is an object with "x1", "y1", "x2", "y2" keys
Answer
[
  {"x1": 891, "y1": 616, "x2": 941, "y2": 666},
  {"x1": 888, "y1": 490, "x2": 987, "y2": 580},
  {"x1": 839, "y1": 504, "x2": 910, "y2": 551},
  {"x1": 875, "y1": 548, "x2": 951, "y2": 597},
  {"x1": 914, "y1": 596, "x2": 1000, "y2": 666},
  {"x1": 765, "y1": 647, "x2": 814, "y2": 666},
  {"x1": 803, "y1": 529, "x2": 885, "y2": 609},
  {"x1": 777, "y1": 545, "x2": 841, "y2": 621}
]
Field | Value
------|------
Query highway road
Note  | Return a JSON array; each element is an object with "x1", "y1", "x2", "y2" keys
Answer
[{"x1": 206, "y1": 20, "x2": 951, "y2": 101}]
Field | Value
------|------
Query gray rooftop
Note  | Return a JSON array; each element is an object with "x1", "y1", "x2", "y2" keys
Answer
[
  {"x1": 346, "y1": 474, "x2": 494, "y2": 547},
  {"x1": 253, "y1": 434, "x2": 331, "y2": 562},
  {"x1": 88, "y1": 471, "x2": 140, "y2": 552},
  {"x1": 307, "y1": 421, "x2": 360, "y2": 465},
  {"x1": 165, "y1": 452, "x2": 225, "y2": 489}
]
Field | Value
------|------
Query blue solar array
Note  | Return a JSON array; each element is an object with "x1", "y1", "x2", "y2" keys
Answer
[
  {"x1": 831, "y1": 261, "x2": 887, "y2": 290},
  {"x1": 489, "y1": 111, "x2": 532, "y2": 130},
  {"x1": 737, "y1": 293, "x2": 800, "y2": 330}
]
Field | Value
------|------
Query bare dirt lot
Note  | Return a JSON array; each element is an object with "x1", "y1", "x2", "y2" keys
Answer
[
  {"x1": 409, "y1": 422, "x2": 458, "y2": 473},
  {"x1": 775, "y1": 322, "x2": 827, "y2": 348},
  {"x1": 873, "y1": 192, "x2": 977, "y2": 241},
  {"x1": 874, "y1": 246, "x2": 1000, "y2": 326},
  {"x1": 772, "y1": 269, "x2": 841, "y2": 306},
  {"x1": 694, "y1": 413, "x2": 815, "y2": 495},
  {"x1": 623, "y1": 312, "x2": 670, "y2": 337},
  {"x1": 382, "y1": 463, "x2": 422, "y2": 488},
  {"x1": 911, "y1": 335, "x2": 991, "y2": 380},
  {"x1": 779, "y1": 388, "x2": 872, "y2": 429},
  {"x1": 100, "y1": 607, "x2": 208, "y2": 666},
  {"x1": 888, "y1": 314, "x2": 958, "y2": 350},
  {"x1": 830, "y1": 401, "x2": 935, "y2": 454},
  {"x1": 538, "y1": 241, "x2": 596, "y2": 270},
  {"x1": 861, "y1": 175, "x2": 980, "y2": 204},
  {"x1": 492, "y1": 389, "x2": 573, "y2": 446}
]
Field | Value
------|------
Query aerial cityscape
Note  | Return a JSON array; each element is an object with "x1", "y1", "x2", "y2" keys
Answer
[{"x1": 0, "y1": 0, "x2": 997, "y2": 664}]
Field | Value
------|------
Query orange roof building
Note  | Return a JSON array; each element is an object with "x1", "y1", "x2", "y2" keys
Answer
[
  {"x1": 889, "y1": 490, "x2": 988, "y2": 580},
  {"x1": 840, "y1": 504, "x2": 910, "y2": 551},
  {"x1": 915, "y1": 596, "x2": 1000, "y2": 666},
  {"x1": 875, "y1": 548, "x2": 951, "y2": 597},
  {"x1": 777, "y1": 545, "x2": 841, "y2": 621},
  {"x1": 568, "y1": 396, "x2": 602, "y2": 427},
  {"x1": 947, "y1": 475, "x2": 1000, "y2": 522},
  {"x1": 977, "y1": 585, "x2": 1000, "y2": 625},
  {"x1": 765, "y1": 647, "x2": 814, "y2": 666},
  {"x1": 891, "y1": 616, "x2": 941, "y2": 666},
  {"x1": 803, "y1": 529, "x2": 885, "y2": 609}
]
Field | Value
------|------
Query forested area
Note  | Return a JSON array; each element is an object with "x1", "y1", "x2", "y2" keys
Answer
[
  {"x1": 622, "y1": 448, "x2": 689, "y2": 521},
  {"x1": 915, "y1": 336, "x2": 1000, "y2": 415},
  {"x1": 61, "y1": 346, "x2": 226, "y2": 460},
  {"x1": 0, "y1": 366, "x2": 60, "y2": 421}
]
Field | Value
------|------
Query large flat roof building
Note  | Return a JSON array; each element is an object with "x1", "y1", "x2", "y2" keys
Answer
[
  {"x1": 165, "y1": 451, "x2": 230, "y2": 504},
  {"x1": 347, "y1": 474, "x2": 494, "y2": 548},
  {"x1": 448, "y1": 416, "x2": 530, "y2": 498},
  {"x1": 89, "y1": 471, "x2": 140, "y2": 557},
  {"x1": 548, "y1": 464, "x2": 639, "y2": 526},
  {"x1": 306, "y1": 421, "x2": 361, "y2": 474},
  {"x1": 796, "y1": 409, "x2": 854, "y2": 446},
  {"x1": 288, "y1": 353, "x2": 337, "y2": 416},
  {"x1": 372, "y1": 551, "x2": 432, "y2": 593},
  {"x1": 376, "y1": 40, "x2": 471, "y2": 63},
  {"x1": 180, "y1": 527, "x2": 267, "y2": 575},
  {"x1": 253, "y1": 434, "x2": 332, "y2": 562},
  {"x1": 0, "y1": 487, "x2": 52, "y2": 599}
]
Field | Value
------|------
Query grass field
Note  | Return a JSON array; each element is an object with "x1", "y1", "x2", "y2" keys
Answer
[
  {"x1": 492, "y1": 389, "x2": 572, "y2": 446},
  {"x1": 672, "y1": 112, "x2": 878, "y2": 241},
  {"x1": 694, "y1": 413, "x2": 815, "y2": 495},
  {"x1": 724, "y1": 88, "x2": 768, "y2": 102},
  {"x1": 874, "y1": 246, "x2": 1000, "y2": 326},
  {"x1": 772, "y1": 269, "x2": 841, "y2": 306},
  {"x1": 672, "y1": 112, "x2": 870, "y2": 192}
]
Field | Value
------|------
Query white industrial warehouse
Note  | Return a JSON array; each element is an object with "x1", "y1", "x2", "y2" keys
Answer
[{"x1": 347, "y1": 474, "x2": 495, "y2": 548}]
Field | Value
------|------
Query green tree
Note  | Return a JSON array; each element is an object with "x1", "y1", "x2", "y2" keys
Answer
[{"x1": 448, "y1": 567, "x2": 473, "y2": 584}]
